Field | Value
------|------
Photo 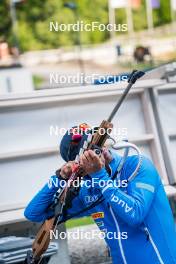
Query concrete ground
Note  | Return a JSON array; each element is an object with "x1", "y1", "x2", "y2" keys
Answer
[{"x1": 67, "y1": 224, "x2": 112, "y2": 264}]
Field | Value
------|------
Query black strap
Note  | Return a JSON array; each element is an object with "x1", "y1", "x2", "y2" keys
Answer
[
  {"x1": 58, "y1": 158, "x2": 125, "y2": 224},
  {"x1": 54, "y1": 154, "x2": 123, "y2": 225},
  {"x1": 57, "y1": 194, "x2": 105, "y2": 225}
]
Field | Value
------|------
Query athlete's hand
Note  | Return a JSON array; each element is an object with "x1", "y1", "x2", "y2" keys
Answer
[
  {"x1": 103, "y1": 148, "x2": 113, "y2": 165},
  {"x1": 79, "y1": 150, "x2": 105, "y2": 175},
  {"x1": 60, "y1": 161, "x2": 74, "y2": 180}
]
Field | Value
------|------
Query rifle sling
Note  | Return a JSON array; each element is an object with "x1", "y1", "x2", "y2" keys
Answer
[{"x1": 55, "y1": 163, "x2": 120, "y2": 225}]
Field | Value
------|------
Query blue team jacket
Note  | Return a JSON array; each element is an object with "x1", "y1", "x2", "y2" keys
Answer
[{"x1": 24, "y1": 152, "x2": 176, "y2": 264}]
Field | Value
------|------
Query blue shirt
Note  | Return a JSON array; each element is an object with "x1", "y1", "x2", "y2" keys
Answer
[{"x1": 24, "y1": 153, "x2": 176, "y2": 264}]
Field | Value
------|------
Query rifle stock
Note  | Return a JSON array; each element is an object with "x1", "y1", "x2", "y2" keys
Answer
[
  {"x1": 91, "y1": 120, "x2": 113, "y2": 147},
  {"x1": 32, "y1": 218, "x2": 55, "y2": 258}
]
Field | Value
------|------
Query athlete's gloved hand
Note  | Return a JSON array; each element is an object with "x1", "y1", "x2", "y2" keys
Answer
[
  {"x1": 103, "y1": 148, "x2": 113, "y2": 165},
  {"x1": 79, "y1": 149, "x2": 105, "y2": 175},
  {"x1": 60, "y1": 161, "x2": 75, "y2": 180}
]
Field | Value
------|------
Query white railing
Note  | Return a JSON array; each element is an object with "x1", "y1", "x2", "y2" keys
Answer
[{"x1": 0, "y1": 77, "x2": 176, "y2": 225}]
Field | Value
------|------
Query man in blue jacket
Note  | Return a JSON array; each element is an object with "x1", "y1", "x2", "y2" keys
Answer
[{"x1": 24, "y1": 125, "x2": 176, "y2": 264}]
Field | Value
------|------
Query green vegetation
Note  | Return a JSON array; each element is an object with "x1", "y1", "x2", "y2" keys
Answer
[
  {"x1": 0, "y1": 0, "x2": 174, "y2": 52},
  {"x1": 66, "y1": 216, "x2": 94, "y2": 229},
  {"x1": 33, "y1": 75, "x2": 44, "y2": 89},
  {"x1": 0, "y1": 1, "x2": 12, "y2": 43}
]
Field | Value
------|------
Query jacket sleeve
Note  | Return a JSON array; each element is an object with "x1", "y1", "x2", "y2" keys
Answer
[
  {"x1": 24, "y1": 175, "x2": 88, "y2": 223},
  {"x1": 90, "y1": 155, "x2": 160, "y2": 227}
]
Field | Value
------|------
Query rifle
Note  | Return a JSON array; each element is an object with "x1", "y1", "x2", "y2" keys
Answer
[{"x1": 24, "y1": 70, "x2": 145, "y2": 264}]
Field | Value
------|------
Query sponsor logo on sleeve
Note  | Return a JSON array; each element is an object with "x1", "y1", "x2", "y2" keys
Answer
[
  {"x1": 91, "y1": 212, "x2": 104, "y2": 220},
  {"x1": 96, "y1": 221, "x2": 104, "y2": 228},
  {"x1": 85, "y1": 195, "x2": 99, "y2": 204}
]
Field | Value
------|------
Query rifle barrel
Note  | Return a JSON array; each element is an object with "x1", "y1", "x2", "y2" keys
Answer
[
  {"x1": 107, "y1": 82, "x2": 133, "y2": 122},
  {"x1": 107, "y1": 70, "x2": 145, "y2": 122}
]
